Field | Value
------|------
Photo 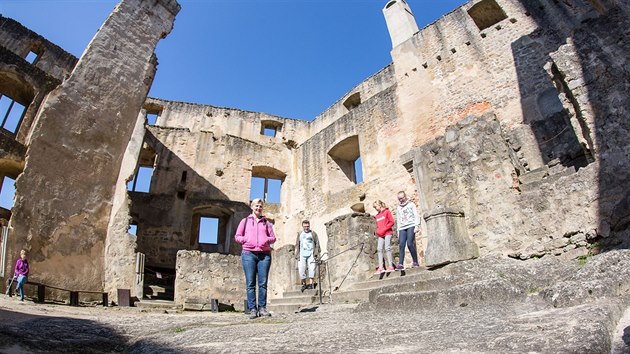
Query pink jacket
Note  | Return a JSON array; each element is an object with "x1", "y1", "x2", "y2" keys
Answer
[{"x1": 235, "y1": 215, "x2": 276, "y2": 252}]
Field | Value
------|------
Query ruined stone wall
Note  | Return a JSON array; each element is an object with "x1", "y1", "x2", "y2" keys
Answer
[
  {"x1": 401, "y1": 1, "x2": 630, "y2": 259},
  {"x1": 310, "y1": 64, "x2": 395, "y2": 134},
  {"x1": 4, "y1": 0, "x2": 180, "y2": 294},
  {"x1": 325, "y1": 213, "x2": 376, "y2": 290},
  {"x1": 0, "y1": 16, "x2": 78, "y2": 82},
  {"x1": 388, "y1": 0, "x2": 608, "y2": 174},
  {"x1": 290, "y1": 84, "x2": 419, "y2": 256},
  {"x1": 174, "y1": 250, "x2": 244, "y2": 310},
  {"x1": 145, "y1": 98, "x2": 310, "y2": 147},
  {"x1": 130, "y1": 100, "x2": 299, "y2": 268}
]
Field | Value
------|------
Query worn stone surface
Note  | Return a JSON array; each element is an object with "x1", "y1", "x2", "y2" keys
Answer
[
  {"x1": 325, "y1": 213, "x2": 377, "y2": 290},
  {"x1": 3, "y1": 0, "x2": 180, "y2": 295},
  {"x1": 0, "y1": 0, "x2": 629, "y2": 316},
  {"x1": 174, "y1": 250, "x2": 243, "y2": 310},
  {"x1": 423, "y1": 207, "x2": 479, "y2": 267}
]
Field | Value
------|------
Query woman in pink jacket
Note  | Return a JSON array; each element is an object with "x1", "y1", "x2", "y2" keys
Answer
[
  {"x1": 373, "y1": 200, "x2": 395, "y2": 274},
  {"x1": 235, "y1": 198, "x2": 276, "y2": 319}
]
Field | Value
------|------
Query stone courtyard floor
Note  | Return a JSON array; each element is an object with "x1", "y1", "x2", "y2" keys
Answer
[{"x1": 0, "y1": 295, "x2": 629, "y2": 353}]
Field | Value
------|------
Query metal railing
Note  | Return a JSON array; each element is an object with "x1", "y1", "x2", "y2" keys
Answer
[{"x1": 314, "y1": 241, "x2": 366, "y2": 304}]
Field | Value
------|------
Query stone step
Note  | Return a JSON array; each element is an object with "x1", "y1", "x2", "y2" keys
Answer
[
  {"x1": 363, "y1": 277, "x2": 526, "y2": 312},
  {"x1": 265, "y1": 303, "x2": 306, "y2": 314},
  {"x1": 269, "y1": 293, "x2": 321, "y2": 306},
  {"x1": 283, "y1": 287, "x2": 323, "y2": 298},
  {"x1": 144, "y1": 284, "x2": 174, "y2": 300},
  {"x1": 135, "y1": 299, "x2": 182, "y2": 310}
]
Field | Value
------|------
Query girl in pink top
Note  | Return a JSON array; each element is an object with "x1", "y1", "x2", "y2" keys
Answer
[{"x1": 374, "y1": 200, "x2": 395, "y2": 274}]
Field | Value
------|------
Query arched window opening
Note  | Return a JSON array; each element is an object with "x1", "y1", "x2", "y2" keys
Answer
[
  {"x1": 343, "y1": 92, "x2": 362, "y2": 111},
  {"x1": 328, "y1": 135, "x2": 363, "y2": 187}
]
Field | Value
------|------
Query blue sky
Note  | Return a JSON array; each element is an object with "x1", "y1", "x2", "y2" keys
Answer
[{"x1": 1, "y1": 0, "x2": 468, "y2": 120}]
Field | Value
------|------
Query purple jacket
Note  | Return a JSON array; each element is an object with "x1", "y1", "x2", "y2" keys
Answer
[
  {"x1": 14, "y1": 258, "x2": 29, "y2": 277},
  {"x1": 235, "y1": 215, "x2": 276, "y2": 252}
]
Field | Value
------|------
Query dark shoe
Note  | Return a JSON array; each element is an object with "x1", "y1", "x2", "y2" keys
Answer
[
  {"x1": 306, "y1": 284, "x2": 314, "y2": 290},
  {"x1": 258, "y1": 307, "x2": 271, "y2": 317},
  {"x1": 246, "y1": 308, "x2": 258, "y2": 319},
  {"x1": 301, "y1": 284, "x2": 307, "y2": 292}
]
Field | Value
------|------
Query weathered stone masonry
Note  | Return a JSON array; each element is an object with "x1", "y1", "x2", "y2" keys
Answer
[{"x1": 0, "y1": 0, "x2": 628, "y2": 307}]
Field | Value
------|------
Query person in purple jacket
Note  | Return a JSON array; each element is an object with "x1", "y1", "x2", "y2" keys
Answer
[
  {"x1": 235, "y1": 198, "x2": 276, "y2": 319},
  {"x1": 14, "y1": 249, "x2": 29, "y2": 301}
]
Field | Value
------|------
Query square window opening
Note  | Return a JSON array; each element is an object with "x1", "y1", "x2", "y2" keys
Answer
[
  {"x1": 263, "y1": 127, "x2": 277, "y2": 137},
  {"x1": 199, "y1": 217, "x2": 219, "y2": 244},
  {"x1": 127, "y1": 166, "x2": 153, "y2": 193},
  {"x1": 25, "y1": 51, "x2": 39, "y2": 64}
]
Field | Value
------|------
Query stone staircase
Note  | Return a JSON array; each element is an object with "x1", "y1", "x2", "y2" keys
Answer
[
  {"x1": 269, "y1": 250, "x2": 630, "y2": 318},
  {"x1": 268, "y1": 266, "x2": 439, "y2": 313},
  {"x1": 143, "y1": 270, "x2": 175, "y2": 301}
]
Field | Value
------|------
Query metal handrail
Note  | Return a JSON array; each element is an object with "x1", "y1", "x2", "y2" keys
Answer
[{"x1": 314, "y1": 241, "x2": 366, "y2": 304}]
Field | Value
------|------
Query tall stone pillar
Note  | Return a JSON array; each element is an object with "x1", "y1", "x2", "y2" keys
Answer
[
  {"x1": 423, "y1": 207, "x2": 479, "y2": 267},
  {"x1": 5, "y1": 0, "x2": 180, "y2": 293}
]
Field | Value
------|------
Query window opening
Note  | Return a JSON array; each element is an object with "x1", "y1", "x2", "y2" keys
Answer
[
  {"x1": 354, "y1": 157, "x2": 364, "y2": 184},
  {"x1": 328, "y1": 135, "x2": 362, "y2": 186},
  {"x1": 25, "y1": 51, "x2": 39, "y2": 64},
  {"x1": 260, "y1": 120, "x2": 283, "y2": 137},
  {"x1": 250, "y1": 176, "x2": 282, "y2": 204},
  {"x1": 467, "y1": 0, "x2": 508, "y2": 31},
  {"x1": 343, "y1": 92, "x2": 362, "y2": 110},
  {"x1": 128, "y1": 223, "x2": 138, "y2": 236},
  {"x1": 127, "y1": 166, "x2": 153, "y2": 193},
  {"x1": 263, "y1": 127, "x2": 277, "y2": 137},
  {"x1": 146, "y1": 113, "x2": 158, "y2": 125},
  {"x1": 199, "y1": 216, "x2": 219, "y2": 244},
  {"x1": 0, "y1": 176, "x2": 16, "y2": 210},
  {"x1": 0, "y1": 95, "x2": 26, "y2": 133}
]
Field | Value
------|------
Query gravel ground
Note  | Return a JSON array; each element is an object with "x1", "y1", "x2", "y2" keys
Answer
[{"x1": 0, "y1": 294, "x2": 628, "y2": 353}]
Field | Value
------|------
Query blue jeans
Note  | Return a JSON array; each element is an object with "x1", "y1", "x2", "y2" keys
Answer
[
  {"x1": 16, "y1": 275, "x2": 27, "y2": 301},
  {"x1": 398, "y1": 227, "x2": 418, "y2": 265},
  {"x1": 241, "y1": 251, "x2": 271, "y2": 311}
]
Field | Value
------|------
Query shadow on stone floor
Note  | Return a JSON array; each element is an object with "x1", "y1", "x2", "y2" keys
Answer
[{"x1": 0, "y1": 308, "x2": 176, "y2": 353}]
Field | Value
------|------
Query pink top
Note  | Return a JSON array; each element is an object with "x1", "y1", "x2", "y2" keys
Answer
[{"x1": 235, "y1": 215, "x2": 276, "y2": 252}]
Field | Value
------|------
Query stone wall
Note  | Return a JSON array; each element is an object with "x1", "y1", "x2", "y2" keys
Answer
[
  {"x1": 1, "y1": 0, "x2": 629, "y2": 301},
  {"x1": 174, "y1": 250, "x2": 243, "y2": 310},
  {"x1": 0, "y1": 16, "x2": 77, "y2": 82},
  {"x1": 4, "y1": 0, "x2": 180, "y2": 294},
  {"x1": 325, "y1": 213, "x2": 376, "y2": 291}
]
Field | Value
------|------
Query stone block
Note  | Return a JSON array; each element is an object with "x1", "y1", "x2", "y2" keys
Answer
[{"x1": 423, "y1": 207, "x2": 479, "y2": 267}]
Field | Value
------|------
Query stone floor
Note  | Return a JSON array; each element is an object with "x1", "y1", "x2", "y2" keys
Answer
[{"x1": 0, "y1": 294, "x2": 628, "y2": 353}]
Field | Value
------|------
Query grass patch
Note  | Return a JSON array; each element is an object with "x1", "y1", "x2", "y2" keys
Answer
[{"x1": 527, "y1": 287, "x2": 541, "y2": 294}]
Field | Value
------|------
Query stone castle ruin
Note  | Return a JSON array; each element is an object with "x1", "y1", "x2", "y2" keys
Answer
[{"x1": 0, "y1": 0, "x2": 629, "y2": 311}]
